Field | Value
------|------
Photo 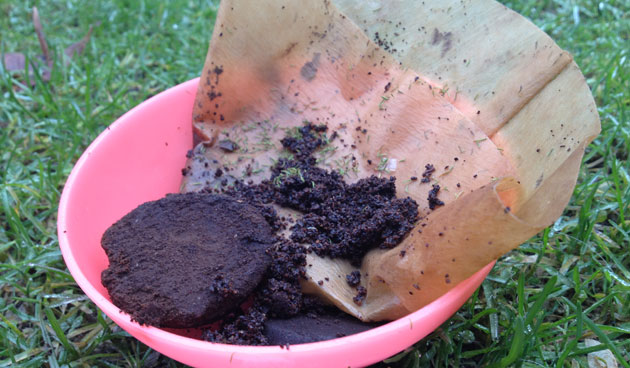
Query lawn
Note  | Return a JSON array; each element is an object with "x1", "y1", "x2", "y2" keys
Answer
[{"x1": 1, "y1": 0, "x2": 628, "y2": 367}]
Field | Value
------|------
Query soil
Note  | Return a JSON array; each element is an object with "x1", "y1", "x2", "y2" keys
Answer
[{"x1": 101, "y1": 193, "x2": 275, "y2": 328}]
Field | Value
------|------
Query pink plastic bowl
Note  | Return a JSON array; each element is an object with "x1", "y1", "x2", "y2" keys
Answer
[{"x1": 58, "y1": 78, "x2": 494, "y2": 368}]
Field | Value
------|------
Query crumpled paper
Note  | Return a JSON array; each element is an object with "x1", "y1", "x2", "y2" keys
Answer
[{"x1": 184, "y1": 0, "x2": 600, "y2": 321}]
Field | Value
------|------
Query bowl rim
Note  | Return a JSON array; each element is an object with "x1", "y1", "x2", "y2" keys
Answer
[{"x1": 57, "y1": 77, "x2": 494, "y2": 358}]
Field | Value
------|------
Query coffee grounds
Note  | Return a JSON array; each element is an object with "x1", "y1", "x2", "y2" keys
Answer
[
  {"x1": 421, "y1": 163, "x2": 435, "y2": 183},
  {"x1": 202, "y1": 237, "x2": 308, "y2": 343},
  {"x1": 201, "y1": 123, "x2": 419, "y2": 344},
  {"x1": 269, "y1": 125, "x2": 419, "y2": 266},
  {"x1": 427, "y1": 184, "x2": 445, "y2": 210},
  {"x1": 204, "y1": 296, "x2": 379, "y2": 346},
  {"x1": 353, "y1": 286, "x2": 368, "y2": 306},
  {"x1": 287, "y1": 174, "x2": 419, "y2": 266},
  {"x1": 264, "y1": 312, "x2": 378, "y2": 345},
  {"x1": 346, "y1": 271, "x2": 361, "y2": 287},
  {"x1": 202, "y1": 306, "x2": 268, "y2": 345},
  {"x1": 280, "y1": 123, "x2": 328, "y2": 160},
  {"x1": 101, "y1": 193, "x2": 275, "y2": 328},
  {"x1": 258, "y1": 238, "x2": 308, "y2": 315}
]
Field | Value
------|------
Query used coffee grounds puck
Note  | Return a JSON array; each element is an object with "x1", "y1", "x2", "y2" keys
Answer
[{"x1": 101, "y1": 192, "x2": 274, "y2": 328}]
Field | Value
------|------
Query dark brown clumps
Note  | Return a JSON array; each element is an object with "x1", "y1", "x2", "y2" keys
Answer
[
  {"x1": 234, "y1": 121, "x2": 417, "y2": 264},
  {"x1": 218, "y1": 139, "x2": 239, "y2": 152},
  {"x1": 198, "y1": 123, "x2": 417, "y2": 344},
  {"x1": 373, "y1": 32, "x2": 396, "y2": 53},
  {"x1": 421, "y1": 164, "x2": 435, "y2": 183},
  {"x1": 261, "y1": 123, "x2": 418, "y2": 266},
  {"x1": 280, "y1": 123, "x2": 328, "y2": 160},
  {"x1": 346, "y1": 271, "x2": 361, "y2": 287},
  {"x1": 353, "y1": 286, "x2": 368, "y2": 306},
  {"x1": 202, "y1": 306, "x2": 268, "y2": 345},
  {"x1": 203, "y1": 238, "x2": 307, "y2": 344},
  {"x1": 287, "y1": 174, "x2": 418, "y2": 265},
  {"x1": 256, "y1": 239, "x2": 308, "y2": 317},
  {"x1": 427, "y1": 184, "x2": 445, "y2": 210},
  {"x1": 209, "y1": 275, "x2": 238, "y2": 298}
]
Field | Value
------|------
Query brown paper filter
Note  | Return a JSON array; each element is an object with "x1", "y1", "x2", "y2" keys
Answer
[{"x1": 183, "y1": 0, "x2": 600, "y2": 321}]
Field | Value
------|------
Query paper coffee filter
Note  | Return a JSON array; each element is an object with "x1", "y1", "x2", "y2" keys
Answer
[
  {"x1": 186, "y1": 0, "x2": 600, "y2": 321},
  {"x1": 334, "y1": 0, "x2": 600, "y2": 203}
]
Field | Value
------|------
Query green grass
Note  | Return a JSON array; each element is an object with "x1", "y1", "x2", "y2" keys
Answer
[{"x1": 0, "y1": 0, "x2": 628, "y2": 367}]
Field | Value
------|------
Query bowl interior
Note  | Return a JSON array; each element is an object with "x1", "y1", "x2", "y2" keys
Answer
[{"x1": 58, "y1": 78, "x2": 493, "y2": 368}]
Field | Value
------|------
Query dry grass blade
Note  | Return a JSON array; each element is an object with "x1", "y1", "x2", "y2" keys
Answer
[
  {"x1": 64, "y1": 26, "x2": 94, "y2": 63},
  {"x1": 32, "y1": 6, "x2": 52, "y2": 68}
]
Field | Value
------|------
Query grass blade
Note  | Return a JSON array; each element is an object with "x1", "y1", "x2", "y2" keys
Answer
[
  {"x1": 44, "y1": 307, "x2": 78, "y2": 360},
  {"x1": 582, "y1": 315, "x2": 630, "y2": 368}
]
